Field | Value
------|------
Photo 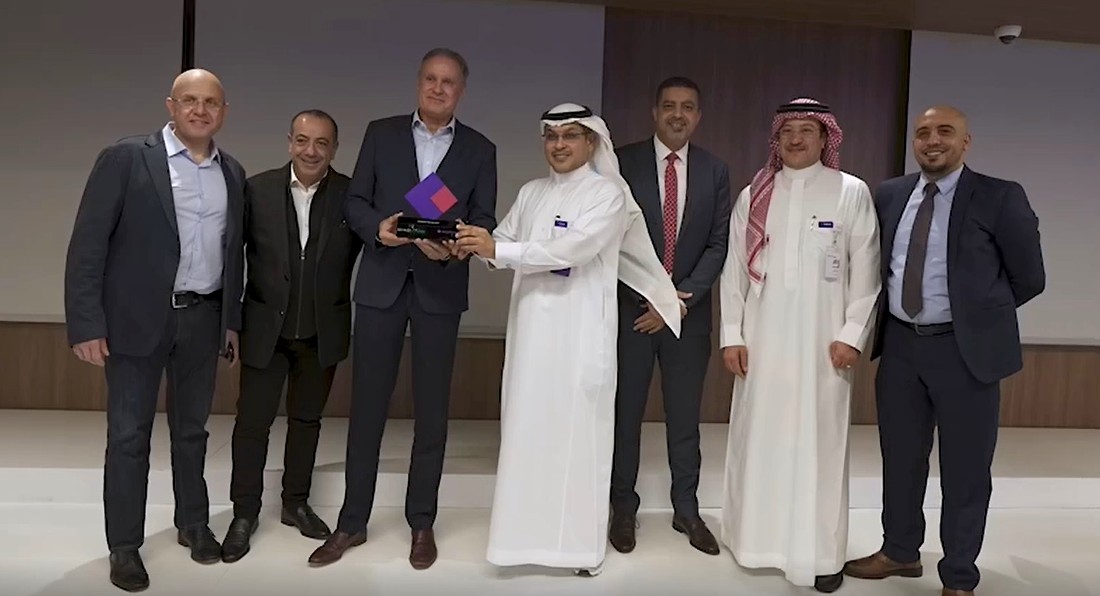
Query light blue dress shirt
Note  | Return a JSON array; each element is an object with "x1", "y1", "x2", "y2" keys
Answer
[
  {"x1": 412, "y1": 111, "x2": 455, "y2": 181},
  {"x1": 162, "y1": 124, "x2": 228, "y2": 294},
  {"x1": 888, "y1": 165, "x2": 963, "y2": 324}
]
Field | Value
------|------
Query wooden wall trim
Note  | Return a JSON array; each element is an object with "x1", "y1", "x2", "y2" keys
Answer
[{"x1": 2, "y1": 322, "x2": 1098, "y2": 428}]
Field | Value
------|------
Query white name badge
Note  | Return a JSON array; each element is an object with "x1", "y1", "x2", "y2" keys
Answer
[{"x1": 824, "y1": 246, "x2": 841, "y2": 282}]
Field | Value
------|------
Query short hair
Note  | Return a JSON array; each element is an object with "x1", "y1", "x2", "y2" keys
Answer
[
  {"x1": 655, "y1": 76, "x2": 701, "y2": 106},
  {"x1": 290, "y1": 109, "x2": 338, "y2": 143},
  {"x1": 420, "y1": 47, "x2": 469, "y2": 82}
]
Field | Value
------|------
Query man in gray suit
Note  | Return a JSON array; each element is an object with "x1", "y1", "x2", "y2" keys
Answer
[
  {"x1": 610, "y1": 77, "x2": 731, "y2": 555},
  {"x1": 64, "y1": 69, "x2": 245, "y2": 592},
  {"x1": 308, "y1": 48, "x2": 497, "y2": 570}
]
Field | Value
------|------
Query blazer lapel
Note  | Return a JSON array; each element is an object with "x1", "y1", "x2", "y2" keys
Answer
[
  {"x1": 947, "y1": 166, "x2": 976, "y2": 272},
  {"x1": 634, "y1": 142, "x2": 663, "y2": 248},
  {"x1": 143, "y1": 132, "x2": 178, "y2": 236},
  {"x1": 275, "y1": 164, "x2": 292, "y2": 272},
  {"x1": 436, "y1": 121, "x2": 470, "y2": 184},
  {"x1": 397, "y1": 115, "x2": 421, "y2": 188},
  {"x1": 678, "y1": 147, "x2": 705, "y2": 247},
  {"x1": 316, "y1": 168, "x2": 340, "y2": 259}
]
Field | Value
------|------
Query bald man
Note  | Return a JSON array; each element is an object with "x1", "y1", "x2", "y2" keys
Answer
[
  {"x1": 844, "y1": 106, "x2": 1044, "y2": 596},
  {"x1": 65, "y1": 69, "x2": 247, "y2": 592}
]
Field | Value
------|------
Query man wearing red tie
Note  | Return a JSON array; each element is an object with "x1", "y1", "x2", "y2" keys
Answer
[{"x1": 610, "y1": 77, "x2": 732, "y2": 555}]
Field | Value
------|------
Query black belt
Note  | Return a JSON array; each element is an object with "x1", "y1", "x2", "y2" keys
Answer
[
  {"x1": 891, "y1": 315, "x2": 953, "y2": 337},
  {"x1": 171, "y1": 289, "x2": 222, "y2": 309}
]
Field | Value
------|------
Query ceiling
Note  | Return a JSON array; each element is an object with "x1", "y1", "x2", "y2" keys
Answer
[{"x1": 559, "y1": 0, "x2": 1100, "y2": 45}]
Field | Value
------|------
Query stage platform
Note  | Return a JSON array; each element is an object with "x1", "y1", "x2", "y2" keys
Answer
[{"x1": 1, "y1": 411, "x2": 1099, "y2": 595}]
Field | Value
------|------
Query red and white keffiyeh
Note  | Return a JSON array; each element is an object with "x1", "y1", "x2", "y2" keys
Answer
[{"x1": 746, "y1": 98, "x2": 844, "y2": 290}]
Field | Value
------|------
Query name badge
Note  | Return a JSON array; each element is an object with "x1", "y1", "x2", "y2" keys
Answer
[
  {"x1": 817, "y1": 220, "x2": 835, "y2": 228},
  {"x1": 824, "y1": 245, "x2": 841, "y2": 282}
]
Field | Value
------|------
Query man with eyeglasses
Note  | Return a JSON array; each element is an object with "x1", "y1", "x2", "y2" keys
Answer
[
  {"x1": 717, "y1": 98, "x2": 880, "y2": 593},
  {"x1": 453, "y1": 103, "x2": 683, "y2": 576},
  {"x1": 64, "y1": 68, "x2": 246, "y2": 592}
]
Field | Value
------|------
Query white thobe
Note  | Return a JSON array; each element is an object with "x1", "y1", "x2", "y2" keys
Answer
[
  {"x1": 718, "y1": 161, "x2": 881, "y2": 586},
  {"x1": 484, "y1": 164, "x2": 676, "y2": 569}
]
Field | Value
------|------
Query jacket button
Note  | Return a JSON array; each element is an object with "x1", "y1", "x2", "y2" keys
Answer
[{"x1": 278, "y1": 311, "x2": 285, "y2": 317}]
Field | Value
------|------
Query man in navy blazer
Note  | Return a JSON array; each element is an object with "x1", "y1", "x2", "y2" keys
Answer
[
  {"x1": 308, "y1": 48, "x2": 497, "y2": 570},
  {"x1": 64, "y1": 69, "x2": 245, "y2": 592},
  {"x1": 609, "y1": 77, "x2": 731, "y2": 555},
  {"x1": 844, "y1": 106, "x2": 1045, "y2": 596}
]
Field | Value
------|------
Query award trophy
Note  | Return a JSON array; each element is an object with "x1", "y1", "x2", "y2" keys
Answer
[{"x1": 397, "y1": 173, "x2": 459, "y2": 240}]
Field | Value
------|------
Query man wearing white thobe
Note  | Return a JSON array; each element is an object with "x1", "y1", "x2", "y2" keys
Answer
[
  {"x1": 453, "y1": 103, "x2": 683, "y2": 575},
  {"x1": 718, "y1": 98, "x2": 881, "y2": 593}
]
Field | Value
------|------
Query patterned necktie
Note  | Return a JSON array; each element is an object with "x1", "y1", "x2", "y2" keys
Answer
[
  {"x1": 662, "y1": 153, "x2": 679, "y2": 275},
  {"x1": 902, "y1": 182, "x2": 939, "y2": 318}
]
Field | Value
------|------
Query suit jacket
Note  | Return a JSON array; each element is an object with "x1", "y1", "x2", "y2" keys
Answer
[
  {"x1": 872, "y1": 165, "x2": 1045, "y2": 383},
  {"x1": 240, "y1": 164, "x2": 362, "y2": 369},
  {"x1": 64, "y1": 130, "x2": 245, "y2": 357},
  {"x1": 615, "y1": 139, "x2": 732, "y2": 336},
  {"x1": 343, "y1": 114, "x2": 497, "y2": 314}
]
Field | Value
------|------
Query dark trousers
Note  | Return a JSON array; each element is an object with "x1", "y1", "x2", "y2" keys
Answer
[
  {"x1": 876, "y1": 316, "x2": 1000, "y2": 591},
  {"x1": 103, "y1": 299, "x2": 221, "y2": 552},
  {"x1": 337, "y1": 275, "x2": 460, "y2": 533},
  {"x1": 611, "y1": 327, "x2": 711, "y2": 518},
  {"x1": 230, "y1": 336, "x2": 335, "y2": 519}
]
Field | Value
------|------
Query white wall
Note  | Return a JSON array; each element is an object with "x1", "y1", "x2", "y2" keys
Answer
[
  {"x1": 908, "y1": 31, "x2": 1100, "y2": 345},
  {"x1": 0, "y1": 1, "x2": 182, "y2": 321},
  {"x1": 0, "y1": 0, "x2": 604, "y2": 337},
  {"x1": 195, "y1": 0, "x2": 605, "y2": 335}
]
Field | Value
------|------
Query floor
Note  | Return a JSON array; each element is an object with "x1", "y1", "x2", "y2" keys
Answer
[{"x1": 1, "y1": 411, "x2": 1098, "y2": 595}]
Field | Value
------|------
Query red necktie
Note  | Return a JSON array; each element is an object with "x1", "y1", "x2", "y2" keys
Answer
[{"x1": 662, "y1": 153, "x2": 678, "y2": 275}]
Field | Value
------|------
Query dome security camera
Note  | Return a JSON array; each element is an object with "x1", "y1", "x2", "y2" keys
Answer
[{"x1": 995, "y1": 25, "x2": 1022, "y2": 44}]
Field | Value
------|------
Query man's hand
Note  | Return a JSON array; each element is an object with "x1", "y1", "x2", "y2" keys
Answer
[
  {"x1": 72, "y1": 338, "x2": 109, "y2": 367},
  {"x1": 414, "y1": 239, "x2": 451, "y2": 261},
  {"x1": 723, "y1": 345, "x2": 748, "y2": 378},
  {"x1": 633, "y1": 302, "x2": 665, "y2": 334},
  {"x1": 454, "y1": 223, "x2": 495, "y2": 259},
  {"x1": 224, "y1": 330, "x2": 240, "y2": 368},
  {"x1": 829, "y1": 341, "x2": 859, "y2": 370},
  {"x1": 377, "y1": 212, "x2": 411, "y2": 247},
  {"x1": 677, "y1": 291, "x2": 692, "y2": 318}
]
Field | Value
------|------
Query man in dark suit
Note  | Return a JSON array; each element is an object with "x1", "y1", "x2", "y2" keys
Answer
[
  {"x1": 220, "y1": 110, "x2": 362, "y2": 563},
  {"x1": 308, "y1": 48, "x2": 496, "y2": 569},
  {"x1": 64, "y1": 69, "x2": 245, "y2": 592},
  {"x1": 844, "y1": 106, "x2": 1045, "y2": 596},
  {"x1": 609, "y1": 77, "x2": 731, "y2": 555}
]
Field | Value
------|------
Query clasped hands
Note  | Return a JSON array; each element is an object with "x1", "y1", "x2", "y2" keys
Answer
[{"x1": 377, "y1": 213, "x2": 493, "y2": 261}]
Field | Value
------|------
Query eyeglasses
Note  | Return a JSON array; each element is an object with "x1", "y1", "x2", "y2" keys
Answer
[
  {"x1": 543, "y1": 131, "x2": 588, "y2": 143},
  {"x1": 169, "y1": 96, "x2": 226, "y2": 112}
]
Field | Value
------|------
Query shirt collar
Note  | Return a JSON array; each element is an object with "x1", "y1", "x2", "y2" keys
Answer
[
  {"x1": 290, "y1": 163, "x2": 326, "y2": 191},
  {"x1": 654, "y1": 135, "x2": 688, "y2": 163},
  {"x1": 162, "y1": 123, "x2": 220, "y2": 163},
  {"x1": 412, "y1": 110, "x2": 455, "y2": 135},
  {"x1": 920, "y1": 163, "x2": 964, "y2": 196}
]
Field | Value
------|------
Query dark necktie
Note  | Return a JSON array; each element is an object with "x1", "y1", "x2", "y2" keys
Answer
[{"x1": 902, "y1": 182, "x2": 939, "y2": 318}]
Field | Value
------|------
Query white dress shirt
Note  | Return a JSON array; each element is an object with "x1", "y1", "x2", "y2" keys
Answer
[
  {"x1": 412, "y1": 111, "x2": 456, "y2": 181},
  {"x1": 290, "y1": 165, "x2": 325, "y2": 250},
  {"x1": 654, "y1": 135, "x2": 688, "y2": 229}
]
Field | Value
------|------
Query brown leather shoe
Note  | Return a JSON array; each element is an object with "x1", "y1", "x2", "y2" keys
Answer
[
  {"x1": 608, "y1": 509, "x2": 637, "y2": 553},
  {"x1": 409, "y1": 529, "x2": 437, "y2": 570},
  {"x1": 671, "y1": 514, "x2": 720, "y2": 555},
  {"x1": 942, "y1": 589, "x2": 974, "y2": 596},
  {"x1": 307, "y1": 530, "x2": 366, "y2": 566},
  {"x1": 843, "y1": 550, "x2": 922, "y2": 579}
]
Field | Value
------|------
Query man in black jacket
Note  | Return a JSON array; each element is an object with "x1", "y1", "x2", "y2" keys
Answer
[{"x1": 221, "y1": 110, "x2": 362, "y2": 563}]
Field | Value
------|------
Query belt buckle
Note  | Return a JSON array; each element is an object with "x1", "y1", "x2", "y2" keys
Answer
[{"x1": 171, "y1": 292, "x2": 189, "y2": 309}]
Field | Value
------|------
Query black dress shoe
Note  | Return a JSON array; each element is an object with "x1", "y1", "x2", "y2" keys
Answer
[
  {"x1": 178, "y1": 525, "x2": 221, "y2": 564},
  {"x1": 221, "y1": 517, "x2": 258, "y2": 563},
  {"x1": 281, "y1": 503, "x2": 332, "y2": 539},
  {"x1": 109, "y1": 550, "x2": 149, "y2": 592},
  {"x1": 608, "y1": 508, "x2": 637, "y2": 553},
  {"x1": 815, "y1": 571, "x2": 844, "y2": 593},
  {"x1": 671, "y1": 514, "x2": 720, "y2": 555}
]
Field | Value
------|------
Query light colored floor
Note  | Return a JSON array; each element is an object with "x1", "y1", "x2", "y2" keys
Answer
[
  {"x1": 1, "y1": 410, "x2": 1099, "y2": 595},
  {"x1": 0, "y1": 505, "x2": 1098, "y2": 596}
]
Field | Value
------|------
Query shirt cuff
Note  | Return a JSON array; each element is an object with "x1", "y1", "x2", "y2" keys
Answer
[
  {"x1": 493, "y1": 242, "x2": 522, "y2": 268},
  {"x1": 836, "y1": 322, "x2": 867, "y2": 352},
  {"x1": 720, "y1": 324, "x2": 745, "y2": 348}
]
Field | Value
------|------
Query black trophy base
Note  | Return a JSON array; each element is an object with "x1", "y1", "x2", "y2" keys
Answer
[{"x1": 395, "y1": 217, "x2": 458, "y2": 241}]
